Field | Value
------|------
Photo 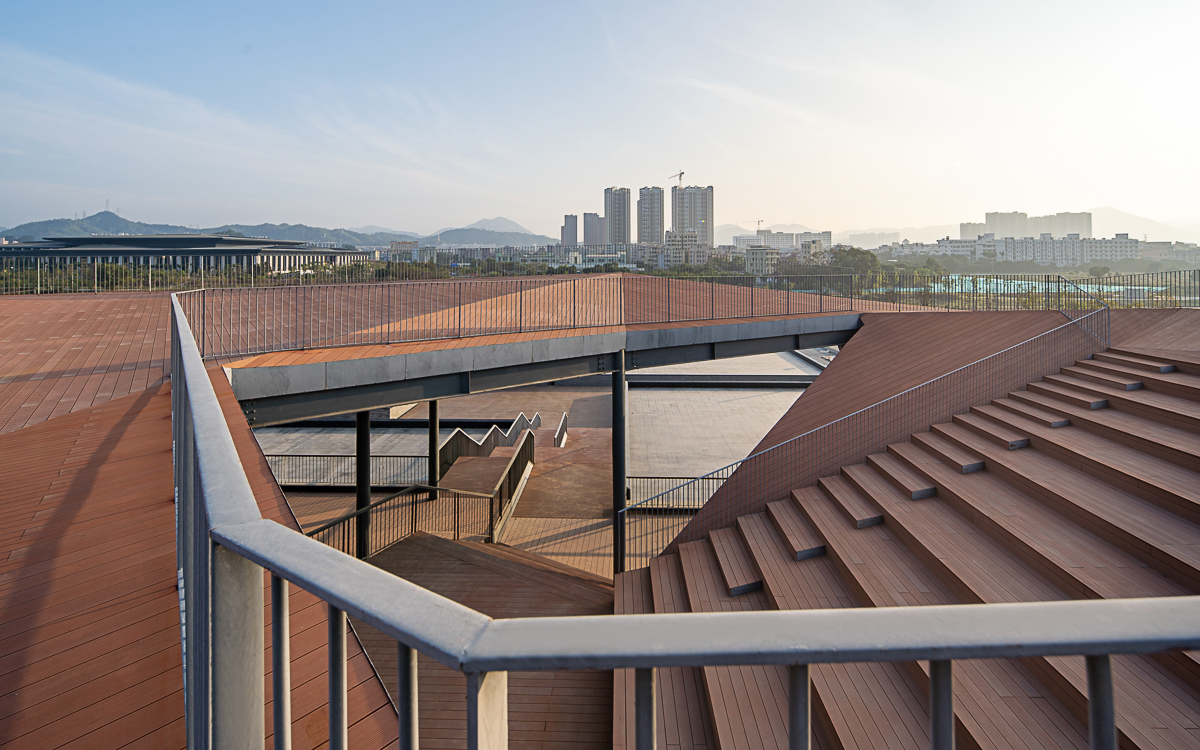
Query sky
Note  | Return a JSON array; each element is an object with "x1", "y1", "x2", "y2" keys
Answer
[{"x1": 1, "y1": 0, "x2": 1197, "y2": 237}]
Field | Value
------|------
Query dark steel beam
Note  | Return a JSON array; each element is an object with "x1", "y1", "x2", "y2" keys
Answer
[{"x1": 240, "y1": 327, "x2": 854, "y2": 427}]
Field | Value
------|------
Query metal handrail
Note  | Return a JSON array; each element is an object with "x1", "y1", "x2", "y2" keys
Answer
[
  {"x1": 303, "y1": 483, "x2": 494, "y2": 539},
  {"x1": 172, "y1": 286, "x2": 1200, "y2": 750}
]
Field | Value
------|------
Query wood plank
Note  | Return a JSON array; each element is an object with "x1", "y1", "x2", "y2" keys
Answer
[
  {"x1": 767, "y1": 498, "x2": 825, "y2": 561},
  {"x1": 816, "y1": 475, "x2": 882, "y2": 529},
  {"x1": 707, "y1": 527, "x2": 762, "y2": 596}
]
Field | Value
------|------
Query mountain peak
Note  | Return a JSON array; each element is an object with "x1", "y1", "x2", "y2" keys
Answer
[{"x1": 463, "y1": 217, "x2": 534, "y2": 234}]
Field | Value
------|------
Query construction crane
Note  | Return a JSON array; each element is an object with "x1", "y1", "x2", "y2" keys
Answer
[
  {"x1": 741, "y1": 219, "x2": 765, "y2": 231},
  {"x1": 668, "y1": 171, "x2": 684, "y2": 188}
]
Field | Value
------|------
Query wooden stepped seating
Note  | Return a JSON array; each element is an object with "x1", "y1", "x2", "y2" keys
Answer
[
  {"x1": 1092, "y1": 351, "x2": 1177, "y2": 373},
  {"x1": 708, "y1": 527, "x2": 762, "y2": 596},
  {"x1": 677, "y1": 539, "x2": 797, "y2": 750},
  {"x1": 796, "y1": 478, "x2": 1090, "y2": 749},
  {"x1": 950, "y1": 411, "x2": 1029, "y2": 449},
  {"x1": 1059, "y1": 364, "x2": 1144, "y2": 391},
  {"x1": 855, "y1": 464, "x2": 1200, "y2": 749},
  {"x1": 860, "y1": 452, "x2": 935, "y2": 498},
  {"x1": 972, "y1": 403, "x2": 1200, "y2": 523},
  {"x1": 1074, "y1": 358, "x2": 1200, "y2": 401},
  {"x1": 990, "y1": 396, "x2": 1071, "y2": 428},
  {"x1": 904, "y1": 433, "x2": 985, "y2": 473},
  {"x1": 916, "y1": 419, "x2": 1200, "y2": 589},
  {"x1": 1005, "y1": 389, "x2": 1200, "y2": 469},
  {"x1": 815, "y1": 476, "x2": 882, "y2": 528},
  {"x1": 767, "y1": 498, "x2": 825, "y2": 561},
  {"x1": 1039, "y1": 374, "x2": 1200, "y2": 433},
  {"x1": 613, "y1": 558, "x2": 717, "y2": 750},
  {"x1": 1106, "y1": 347, "x2": 1200, "y2": 377},
  {"x1": 734, "y1": 510, "x2": 933, "y2": 750},
  {"x1": 1025, "y1": 380, "x2": 1108, "y2": 410}
]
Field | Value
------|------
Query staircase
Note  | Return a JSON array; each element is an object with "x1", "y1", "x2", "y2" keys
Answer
[{"x1": 614, "y1": 346, "x2": 1200, "y2": 750}]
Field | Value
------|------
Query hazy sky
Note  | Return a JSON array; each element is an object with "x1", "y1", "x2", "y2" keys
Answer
[{"x1": 1, "y1": 1, "x2": 1197, "y2": 236}]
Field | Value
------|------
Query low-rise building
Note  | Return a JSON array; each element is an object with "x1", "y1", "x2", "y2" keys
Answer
[{"x1": 745, "y1": 246, "x2": 780, "y2": 276}]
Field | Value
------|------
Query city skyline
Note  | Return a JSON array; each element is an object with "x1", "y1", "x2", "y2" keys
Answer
[{"x1": 1, "y1": 2, "x2": 1197, "y2": 237}]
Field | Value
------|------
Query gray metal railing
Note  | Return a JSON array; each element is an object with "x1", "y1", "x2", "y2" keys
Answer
[
  {"x1": 163, "y1": 270, "x2": 1191, "y2": 360},
  {"x1": 620, "y1": 304, "x2": 1110, "y2": 570},
  {"x1": 173, "y1": 291, "x2": 1200, "y2": 750}
]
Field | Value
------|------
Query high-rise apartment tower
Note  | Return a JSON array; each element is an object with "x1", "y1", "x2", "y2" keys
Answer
[
  {"x1": 671, "y1": 185, "x2": 714, "y2": 247},
  {"x1": 583, "y1": 213, "x2": 603, "y2": 246},
  {"x1": 604, "y1": 187, "x2": 632, "y2": 246},
  {"x1": 637, "y1": 187, "x2": 665, "y2": 246},
  {"x1": 560, "y1": 215, "x2": 578, "y2": 246}
]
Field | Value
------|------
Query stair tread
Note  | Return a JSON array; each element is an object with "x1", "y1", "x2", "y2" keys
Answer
[
  {"x1": 860, "y1": 452, "x2": 935, "y2": 499},
  {"x1": 900, "y1": 433, "x2": 986, "y2": 474},
  {"x1": 768, "y1": 498, "x2": 825, "y2": 561},
  {"x1": 1009, "y1": 389, "x2": 1200, "y2": 468},
  {"x1": 817, "y1": 475, "x2": 883, "y2": 528},
  {"x1": 646, "y1": 555, "x2": 717, "y2": 750},
  {"x1": 734, "y1": 512, "x2": 937, "y2": 750},
  {"x1": 1047, "y1": 374, "x2": 1200, "y2": 423},
  {"x1": 1060, "y1": 365, "x2": 1143, "y2": 390},
  {"x1": 926, "y1": 420, "x2": 1200, "y2": 588},
  {"x1": 677, "y1": 539, "x2": 788, "y2": 750},
  {"x1": 858, "y1": 466, "x2": 1200, "y2": 748},
  {"x1": 1027, "y1": 380, "x2": 1108, "y2": 409},
  {"x1": 796, "y1": 473, "x2": 1091, "y2": 747},
  {"x1": 1093, "y1": 351, "x2": 1176, "y2": 373},
  {"x1": 974, "y1": 403, "x2": 1200, "y2": 523},
  {"x1": 992, "y1": 397, "x2": 1071, "y2": 428},
  {"x1": 954, "y1": 411, "x2": 1029, "y2": 449},
  {"x1": 1078, "y1": 359, "x2": 1200, "y2": 395},
  {"x1": 708, "y1": 526, "x2": 762, "y2": 596}
]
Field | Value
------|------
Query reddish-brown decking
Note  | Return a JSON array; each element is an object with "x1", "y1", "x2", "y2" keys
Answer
[
  {"x1": 353, "y1": 533, "x2": 614, "y2": 750},
  {"x1": 0, "y1": 294, "x2": 171, "y2": 434},
  {"x1": 616, "y1": 312, "x2": 1200, "y2": 750}
]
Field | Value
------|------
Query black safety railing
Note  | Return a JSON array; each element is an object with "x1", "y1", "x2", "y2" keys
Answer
[{"x1": 265, "y1": 454, "x2": 426, "y2": 487}]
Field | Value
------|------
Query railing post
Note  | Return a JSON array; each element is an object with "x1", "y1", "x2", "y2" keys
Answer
[
  {"x1": 819, "y1": 276, "x2": 823, "y2": 312},
  {"x1": 356, "y1": 411, "x2": 371, "y2": 559},
  {"x1": 466, "y1": 671, "x2": 508, "y2": 750},
  {"x1": 328, "y1": 605, "x2": 348, "y2": 750},
  {"x1": 428, "y1": 399, "x2": 440, "y2": 498},
  {"x1": 612, "y1": 349, "x2": 627, "y2": 575},
  {"x1": 788, "y1": 664, "x2": 810, "y2": 750},
  {"x1": 1087, "y1": 655, "x2": 1116, "y2": 750},
  {"x1": 211, "y1": 544, "x2": 265, "y2": 749},
  {"x1": 635, "y1": 667, "x2": 657, "y2": 750},
  {"x1": 399, "y1": 643, "x2": 419, "y2": 750},
  {"x1": 272, "y1": 575, "x2": 292, "y2": 750},
  {"x1": 929, "y1": 659, "x2": 954, "y2": 750}
]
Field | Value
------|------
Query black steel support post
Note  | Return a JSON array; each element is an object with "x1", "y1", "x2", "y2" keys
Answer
[
  {"x1": 612, "y1": 349, "x2": 628, "y2": 575},
  {"x1": 355, "y1": 411, "x2": 371, "y2": 559},
  {"x1": 428, "y1": 399, "x2": 440, "y2": 500}
]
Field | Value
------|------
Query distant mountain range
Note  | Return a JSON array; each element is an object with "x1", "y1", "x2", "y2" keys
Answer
[{"x1": 2, "y1": 212, "x2": 557, "y2": 247}]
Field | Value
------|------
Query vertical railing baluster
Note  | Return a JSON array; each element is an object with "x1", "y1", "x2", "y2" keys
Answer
[
  {"x1": 466, "y1": 671, "x2": 508, "y2": 750},
  {"x1": 272, "y1": 575, "x2": 292, "y2": 750},
  {"x1": 635, "y1": 667, "x2": 657, "y2": 750},
  {"x1": 1087, "y1": 655, "x2": 1116, "y2": 750},
  {"x1": 788, "y1": 664, "x2": 809, "y2": 750},
  {"x1": 328, "y1": 605, "x2": 348, "y2": 750},
  {"x1": 929, "y1": 659, "x2": 954, "y2": 750},
  {"x1": 399, "y1": 643, "x2": 419, "y2": 750}
]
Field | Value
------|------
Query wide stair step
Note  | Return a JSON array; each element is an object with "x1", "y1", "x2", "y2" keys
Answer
[
  {"x1": 860, "y1": 453, "x2": 935, "y2": 498},
  {"x1": 797, "y1": 473, "x2": 1091, "y2": 748},
  {"x1": 1007, "y1": 388, "x2": 1200, "y2": 470},
  {"x1": 1060, "y1": 364, "x2": 1143, "y2": 391},
  {"x1": 708, "y1": 527, "x2": 762, "y2": 596},
  {"x1": 1041, "y1": 374, "x2": 1200, "y2": 433},
  {"x1": 905, "y1": 433, "x2": 985, "y2": 473},
  {"x1": 768, "y1": 497, "x2": 825, "y2": 561},
  {"x1": 911, "y1": 417, "x2": 1200, "y2": 591},
  {"x1": 973, "y1": 403, "x2": 1200, "y2": 524},
  {"x1": 992, "y1": 396, "x2": 1071, "y2": 428},
  {"x1": 1092, "y1": 351, "x2": 1176, "y2": 373},
  {"x1": 952, "y1": 411, "x2": 1029, "y2": 449},
  {"x1": 1026, "y1": 380, "x2": 1108, "y2": 410},
  {"x1": 733, "y1": 512, "x2": 934, "y2": 750},
  {"x1": 1075, "y1": 358, "x2": 1200, "y2": 402},
  {"x1": 816, "y1": 476, "x2": 882, "y2": 528},
  {"x1": 858, "y1": 467, "x2": 1200, "y2": 748},
  {"x1": 677, "y1": 538, "x2": 792, "y2": 750}
]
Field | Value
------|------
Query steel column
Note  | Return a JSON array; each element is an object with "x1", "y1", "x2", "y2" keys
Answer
[
  {"x1": 612, "y1": 349, "x2": 627, "y2": 574},
  {"x1": 328, "y1": 605, "x2": 348, "y2": 750},
  {"x1": 399, "y1": 643, "x2": 419, "y2": 750},
  {"x1": 466, "y1": 671, "x2": 508, "y2": 750},
  {"x1": 356, "y1": 411, "x2": 371, "y2": 559},
  {"x1": 635, "y1": 667, "x2": 657, "y2": 750},
  {"x1": 272, "y1": 575, "x2": 292, "y2": 750},
  {"x1": 428, "y1": 399, "x2": 440, "y2": 491},
  {"x1": 929, "y1": 659, "x2": 954, "y2": 750},
  {"x1": 1087, "y1": 655, "x2": 1116, "y2": 750},
  {"x1": 788, "y1": 664, "x2": 809, "y2": 750}
]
